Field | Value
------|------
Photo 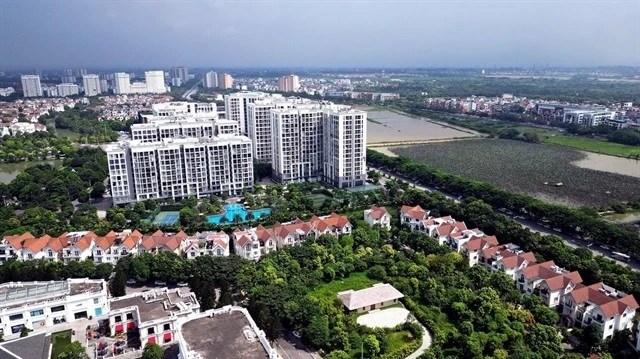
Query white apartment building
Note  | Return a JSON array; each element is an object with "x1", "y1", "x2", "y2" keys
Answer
[
  {"x1": 203, "y1": 71, "x2": 218, "y2": 88},
  {"x1": 170, "y1": 67, "x2": 189, "y2": 83},
  {"x1": 130, "y1": 119, "x2": 215, "y2": 143},
  {"x1": 82, "y1": 74, "x2": 101, "y2": 96},
  {"x1": 247, "y1": 96, "x2": 297, "y2": 162},
  {"x1": 100, "y1": 79, "x2": 109, "y2": 93},
  {"x1": 563, "y1": 110, "x2": 616, "y2": 127},
  {"x1": 21, "y1": 75, "x2": 43, "y2": 97},
  {"x1": 225, "y1": 91, "x2": 267, "y2": 134},
  {"x1": 0, "y1": 279, "x2": 108, "y2": 339},
  {"x1": 323, "y1": 107, "x2": 367, "y2": 188},
  {"x1": 145, "y1": 71, "x2": 166, "y2": 94},
  {"x1": 278, "y1": 75, "x2": 300, "y2": 92},
  {"x1": 56, "y1": 83, "x2": 79, "y2": 97},
  {"x1": 105, "y1": 135, "x2": 253, "y2": 205},
  {"x1": 143, "y1": 102, "x2": 218, "y2": 122},
  {"x1": 114, "y1": 72, "x2": 131, "y2": 94},
  {"x1": 271, "y1": 106, "x2": 325, "y2": 183}
]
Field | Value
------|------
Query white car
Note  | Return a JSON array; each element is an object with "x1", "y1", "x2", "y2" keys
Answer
[
  {"x1": 126, "y1": 279, "x2": 136, "y2": 285},
  {"x1": 176, "y1": 282, "x2": 188, "y2": 287},
  {"x1": 154, "y1": 280, "x2": 167, "y2": 286},
  {"x1": 292, "y1": 331, "x2": 302, "y2": 339}
]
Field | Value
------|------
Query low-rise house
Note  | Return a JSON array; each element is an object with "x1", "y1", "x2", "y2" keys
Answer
[
  {"x1": 140, "y1": 230, "x2": 188, "y2": 255},
  {"x1": 562, "y1": 283, "x2": 638, "y2": 340},
  {"x1": 19, "y1": 234, "x2": 51, "y2": 261},
  {"x1": 0, "y1": 279, "x2": 108, "y2": 340},
  {"x1": 61, "y1": 231, "x2": 96, "y2": 263},
  {"x1": 272, "y1": 220, "x2": 313, "y2": 248},
  {"x1": 233, "y1": 226, "x2": 277, "y2": 261},
  {"x1": 338, "y1": 283, "x2": 404, "y2": 313},
  {"x1": 0, "y1": 232, "x2": 35, "y2": 262},
  {"x1": 400, "y1": 205, "x2": 429, "y2": 230},
  {"x1": 185, "y1": 231, "x2": 230, "y2": 258},
  {"x1": 482, "y1": 244, "x2": 536, "y2": 279},
  {"x1": 309, "y1": 213, "x2": 352, "y2": 237},
  {"x1": 108, "y1": 288, "x2": 199, "y2": 347},
  {"x1": 519, "y1": 261, "x2": 583, "y2": 307},
  {"x1": 435, "y1": 221, "x2": 468, "y2": 246},
  {"x1": 460, "y1": 235, "x2": 499, "y2": 266},
  {"x1": 364, "y1": 205, "x2": 391, "y2": 230},
  {"x1": 446, "y1": 227, "x2": 482, "y2": 251}
]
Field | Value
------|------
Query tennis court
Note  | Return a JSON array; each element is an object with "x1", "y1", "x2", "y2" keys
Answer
[{"x1": 153, "y1": 211, "x2": 180, "y2": 226}]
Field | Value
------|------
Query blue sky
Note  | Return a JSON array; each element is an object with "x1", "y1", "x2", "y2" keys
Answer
[{"x1": 1, "y1": 0, "x2": 639, "y2": 69}]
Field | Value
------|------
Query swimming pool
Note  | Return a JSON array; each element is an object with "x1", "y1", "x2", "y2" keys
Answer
[{"x1": 207, "y1": 203, "x2": 272, "y2": 224}]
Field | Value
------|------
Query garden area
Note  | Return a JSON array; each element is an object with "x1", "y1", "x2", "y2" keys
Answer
[
  {"x1": 391, "y1": 139, "x2": 640, "y2": 207},
  {"x1": 308, "y1": 272, "x2": 377, "y2": 304},
  {"x1": 50, "y1": 330, "x2": 72, "y2": 359}
]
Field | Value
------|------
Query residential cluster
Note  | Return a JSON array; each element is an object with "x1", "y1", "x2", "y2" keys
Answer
[
  {"x1": 92, "y1": 94, "x2": 174, "y2": 121},
  {"x1": 0, "y1": 97, "x2": 87, "y2": 136},
  {"x1": 424, "y1": 94, "x2": 640, "y2": 129},
  {"x1": 202, "y1": 71, "x2": 235, "y2": 89},
  {"x1": 0, "y1": 212, "x2": 351, "y2": 263},
  {"x1": 0, "y1": 278, "x2": 277, "y2": 358},
  {"x1": 399, "y1": 204, "x2": 639, "y2": 341},
  {"x1": 106, "y1": 95, "x2": 367, "y2": 205}
]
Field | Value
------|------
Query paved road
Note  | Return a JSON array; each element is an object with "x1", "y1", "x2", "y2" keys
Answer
[
  {"x1": 182, "y1": 79, "x2": 200, "y2": 100},
  {"x1": 369, "y1": 166, "x2": 640, "y2": 271},
  {"x1": 275, "y1": 331, "x2": 318, "y2": 359},
  {"x1": 406, "y1": 323, "x2": 432, "y2": 359}
]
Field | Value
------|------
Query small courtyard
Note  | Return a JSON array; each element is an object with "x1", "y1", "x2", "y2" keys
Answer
[{"x1": 356, "y1": 306, "x2": 410, "y2": 328}]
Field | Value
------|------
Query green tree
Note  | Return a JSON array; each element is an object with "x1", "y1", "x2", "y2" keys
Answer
[
  {"x1": 58, "y1": 341, "x2": 89, "y2": 359},
  {"x1": 110, "y1": 269, "x2": 127, "y2": 297},
  {"x1": 141, "y1": 342, "x2": 164, "y2": 359},
  {"x1": 324, "y1": 350, "x2": 350, "y2": 359},
  {"x1": 305, "y1": 315, "x2": 330, "y2": 348},
  {"x1": 363, "y1": 334, "x2": 380, "y2": 358},
  {"x1": 90, "y1": 182, "x2": 105, "y2": 199},
  {"x1": 179, "y1": 207, "x2": 197, "y2": 226}
]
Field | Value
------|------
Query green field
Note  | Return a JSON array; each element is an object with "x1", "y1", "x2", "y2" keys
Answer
[
  {"x1": 542, "y1": 135, "x2": 640, "y2": 157},
  {"x1": 308, "y1": 272, "x2": 376, "y2": 303},
  {"x1": 387, "y1": 330, "x2": 415, "y2": 352},
  {"x1": 308, "y1": 193, "x2": 332, "y2": 209},
  {"x1": 50, "y1": 330, "x2": 72, "y2": 359}
]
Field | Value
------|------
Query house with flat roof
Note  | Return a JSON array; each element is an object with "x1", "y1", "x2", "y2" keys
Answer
[
  {"x1": 0, "y1": 279, "x2": 108, "y2": 339},
  {"x1": 338, "y1": 283, "x2": 404, "y2": 313},
  {"x1": 108, "y1": 288, "x2": 199, "y2": 347}
]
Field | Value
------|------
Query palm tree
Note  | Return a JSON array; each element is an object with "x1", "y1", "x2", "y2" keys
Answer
[
  {"x1": 233, "y1": 213, "x2": 243, "y2": 224},
  {"x1": 246, "y1": 211, "x2": 255, "y2": 221}
]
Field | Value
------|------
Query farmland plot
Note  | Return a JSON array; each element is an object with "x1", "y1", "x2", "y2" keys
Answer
[{"x1": 391, "y1": 139, "x2": 640, "y2": 206}]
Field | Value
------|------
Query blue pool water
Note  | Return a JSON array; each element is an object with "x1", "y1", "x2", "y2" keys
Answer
[{"x1": 207, "y1": 203, "x2": 271, "y2": 224}]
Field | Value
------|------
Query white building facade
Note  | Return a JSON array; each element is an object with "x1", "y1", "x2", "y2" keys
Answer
[
  {"x1": 56, "y1": 83, "x2": 79, "y2": 97},
  {"x1": 21, "y1": 75, "x2": 43, "y2": 97},
  {"x1": 145, "y1": 71, "x2": 166, "y2": 94},
  {"x1": 82, "y1": 74, "x2": 101, "y2": 96}
]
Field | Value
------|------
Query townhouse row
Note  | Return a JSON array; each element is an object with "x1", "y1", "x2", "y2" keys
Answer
[
  {"x1": 400, "y1": 205, "x2": 639, "y2": 341},
  {"x1": 0, "y1": 213, "x2": 352, "y2": 264}
]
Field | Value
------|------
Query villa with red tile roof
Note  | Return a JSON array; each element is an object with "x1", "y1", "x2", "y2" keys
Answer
[
  {"x1": 92, "y1": 230, "x2": 144, "y2": 264},
  {"x1": 518, "y1": 260, "x2": 583, "y2": 307},
  {"x1": 482, "y1": 243, "x2": 537, "y2": 280},
  {"x1": 61, "y1": 231, "x2": 97, "y2": 263},
  {"x1": 400, "y1": 205, "x2": 430, "y2": 230},
  {"x1": 185, "y1": 231, "x2": 230, "y2": 259},
  {"x1": 364, "y1": 205, "x2": 391, "y2": 230},
  {"x1": 309, "y1": 213, "x2": 352, "y2": 237},
  {"x1": 460, "y1": 235, "x2": 499, "y2": 266},
  {"x1": 233, "y1": 226, "x2": 277, "y2": 261},
  {"x1": 562, "y1": 282, "x2": 638, "y2": 340},
  {"x1": 140, "y1": 230, "x2": 188, "y2": 255}
]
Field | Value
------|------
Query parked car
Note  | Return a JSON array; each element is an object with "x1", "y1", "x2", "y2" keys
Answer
[
  {"x1": 126, "y1": 279, "x2": 136, "y2": 285},
  {"x1": 154, "y1": 280, "x2": 167, "y2": 286},
  {"x1": 292, "y1": 330, "x2": 302, "y2": 338},
  {"x1": 600, "y1": 245, "x2": 611, "y2": 251},
  {"x1": 176, "y1": 282, "x2": 188, "y2": 287},
  {"x1": 587, "y1": 242, "x2": 594, "y2": 248}
]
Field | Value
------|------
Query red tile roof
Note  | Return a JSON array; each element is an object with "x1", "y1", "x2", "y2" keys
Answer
[
  {"x1": 23, "y1": 235, "x2": 51, "y2": 253},
  {"x1": 568, "y1": 283, "x2": 639, "y2": 318},
  {"x1": 400, "y1": 205, "x2": 428, "y2": 220},
  {"x1": 464, "y1": 235, "x2": 499, "y2": 251},
  {"x1": 368, "y1": 205, "x2": 388, "y2": 220}
]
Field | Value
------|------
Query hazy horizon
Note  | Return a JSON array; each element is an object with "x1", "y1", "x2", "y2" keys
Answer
[{"x1": 1, "y1": 0, "x2": 639, "y2": 69}]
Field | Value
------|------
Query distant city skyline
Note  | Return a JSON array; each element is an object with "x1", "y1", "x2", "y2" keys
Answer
[{"x1": 1, "y1": 1, "x2": 639, "y2": 69}]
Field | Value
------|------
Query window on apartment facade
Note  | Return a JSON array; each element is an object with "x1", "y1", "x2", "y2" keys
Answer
[
  {"x1": 93, "y1": 298, "x2": 99, "y2": 304},
  {"x1": 163, "y1": 323, "x2": 170, "y2": 331},
  {"x1": 148, "y1": 328, "x2": 155, "y2": 335},
  {"x1": 9, "y1": 314, "x2": 23, "y2": 321},
  {"x1": 126, "y1": 313, "x2": 133, "y2": 320},
  {"x1": 51, "y1": 305, "x2": 65, "y2": 312},
  {"x1": 609, "y1": 325, "x2": 613, "y2": 330},
  {"x1": 30, "y1": 309, "x2": 44, "y2": 317},
  {"x1": 48, "y1": 250, "x2": 53, "y2": 257},
  {"x1": 27, "y1": 253, "x2": 33, "y2": 259},
  {"x1": 115, "y1": 315, "x2": 122, "y2": 323},
  {"x1": 74, "y1": 250, "x2": 80, "y2": 256}
]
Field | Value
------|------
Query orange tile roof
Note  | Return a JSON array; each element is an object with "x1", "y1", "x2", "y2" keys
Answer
[
  {"x1": 568, "y1": 283, "x2": 639, "y2": 318},
  {"x1": 465, "y1": 235, "x2": 499, "y2": 251},
  {"x1": 141, "y1": 235, "x2": 183, "y2": 251},
  {"x1": 499, "y1": 251, "x2": 536, "y2": 269},
  {"x1": 4, "y1": 232, "x2": 35, "y2": 249},
  {"x1": 368, "y1": 205, "x2": 388, "y2": 220},
  {"x1": 23, "y1": 234, "x2": 51, "y2": 253},
  {"x1": 94, "y1": 236, "x2": 116, "y2": 250},
  {"x1": 400, "y1": 205, "x2": 427, "y2": 220}
]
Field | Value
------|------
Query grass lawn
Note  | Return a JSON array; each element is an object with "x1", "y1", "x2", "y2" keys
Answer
[
  {"x1": 308, "y1": 193, "x2": 332, "y2": 209},
  {"x1": 387, "y1": 330, "x2": 415, "y2": 352},
  {"x1": 308, "y1": 272, "x2": 376, "y2": 304},
  {"x1": 50, "y1": 330, "x2": 72, "y2": 359},
  {"x1": 542, "y1": 135, "x2": 639, "y2": 157}
]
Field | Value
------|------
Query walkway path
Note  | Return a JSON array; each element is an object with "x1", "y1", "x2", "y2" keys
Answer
[{"x1": 406, "y1": 323, "x2": 432, "y2": 359}]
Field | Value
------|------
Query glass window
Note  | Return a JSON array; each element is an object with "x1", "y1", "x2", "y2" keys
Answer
[
  {"x1": 148, "y1": 327, "x2": 155, "y2": 335},
  {"x1": 9, "y1": 314, "x2": 23, "y2": 321},
  {"x1": 51, "y1": 305, "x2": 65, "y2": 313},
  {"x1": 30, "y1": 309, "x2": 44, "y2": 317}
]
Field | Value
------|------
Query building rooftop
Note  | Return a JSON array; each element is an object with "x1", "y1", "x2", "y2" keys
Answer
[
  {"x1": 338, "y1": 283, "x2": 404, "y2": 311},
  {"x1": 0, "y1": 279, "x2": 103, "y2": 310},
  {"x1": 110, "y1": 290, "x2": 197, "y2": 323},
  {"x1": 0, "y1": 332, "x2": 49, "y2": 359},
  {"x1": 181, "y1": 312, "x2": 268, "y2": 359}
]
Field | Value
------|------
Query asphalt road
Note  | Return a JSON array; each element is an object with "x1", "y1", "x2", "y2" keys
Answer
[
  {"x1": 182, "y1": 80, "x2": 200, "y2": 100},
  {"x1": 369, "y1": 166, "x2": 640, "y2": 271},
  {"x1": 275, "y1": 331, "x2": 318, "y2": 359}
]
